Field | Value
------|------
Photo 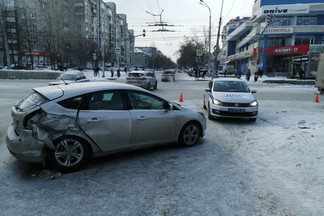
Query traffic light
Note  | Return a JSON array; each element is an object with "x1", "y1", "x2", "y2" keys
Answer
[{"x1": 143, "y1": 29, "x2": 146, "y2": 37}]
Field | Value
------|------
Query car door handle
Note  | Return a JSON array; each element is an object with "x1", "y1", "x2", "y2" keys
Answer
[
  {"x1": 137, "y1": 116, "x2": 147, "y2": 120},
  {"x1": 87, "y1": 118, "x2": 99, "y2": 123}
]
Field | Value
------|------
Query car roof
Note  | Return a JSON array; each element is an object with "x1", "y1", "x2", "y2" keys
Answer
[
  {"x1": 33, "y1": 81, "x2": 144, "y2": 101},
  {"x1": 213, "y1": 77, "x2": 243, "y2": 82}
]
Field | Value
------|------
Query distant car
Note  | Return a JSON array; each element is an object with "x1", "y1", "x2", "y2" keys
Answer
[
  {"x1": 161, "y1": 70, "x2": 176, "y2": 82},
  {"x1": 6, "y1": 82, "x2": 206, "y2": 172},
  {"x1": 203, "y1": 78, "x2": 258, "y2": 121},
  {"x1": 126, "y1": 70, "x2": 157, "y2": 90},
  {"x1": 49, "y1": 71, "x2": 89, "y2": 85},
  {"x1": 34, "y1": 65, "x2": 50, "y2": 70}
]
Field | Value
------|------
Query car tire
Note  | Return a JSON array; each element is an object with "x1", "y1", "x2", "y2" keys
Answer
[
  {"x1": 154, "y1": 82, "x2": 157, "y2": 89},
  {"x1": 146, "y1": 82, "x2": 151, "y2": 90},
  {"x1": 47, "y1": 136, "x2": 91, "y2": 172},
  {"x1": 178, "y1": 122, "x2": 201, "y2": 147},
  {"x1": 203, "y1": 97, "x2": 207, "y2": 109},
  {"x1": 249, "y1": 118, "x2": 257, "y2": 122}
]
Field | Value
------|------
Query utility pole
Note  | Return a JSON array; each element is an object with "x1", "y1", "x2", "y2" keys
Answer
[
  {"x1": 213, "y1": 0, "x2": 224, "y2": 80},
  {"x1": 199, "y1": 0, "x2": 211, "y2": 77},
  {"x1": 0, "y1": 0, "x2": 11, "y2": 69}
]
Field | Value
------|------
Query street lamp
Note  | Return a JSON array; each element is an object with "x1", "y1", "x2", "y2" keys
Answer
[
  {"x1": 199, "y1": 0, "x2": 211, "y2": 78},
  {"x1": 213, "y1": 0, "x2": 225, "y2": 80}
]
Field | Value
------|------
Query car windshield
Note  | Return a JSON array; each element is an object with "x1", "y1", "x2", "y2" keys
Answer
[
  {"x1": 15, "y1": 92, "x2": 48, "y2": 111},
  {"x1": 213, "y1": 81, "x2": 250, "y2": 93},
  {"x1": 128, "y1": 73, "x2": 143, "y2": 78},
  {"x1": 58, "y1": 74, "x2": 77, "y2": 80}
]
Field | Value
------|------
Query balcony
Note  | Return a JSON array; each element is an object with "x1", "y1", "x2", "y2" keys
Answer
[{"x1": 227, "y1": 21, "x2": 253, "y2": 42}]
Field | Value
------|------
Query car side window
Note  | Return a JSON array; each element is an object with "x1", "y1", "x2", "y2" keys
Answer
[
  {"x1": 127, "y1": 91, "x2": 165, "y2": 110},
  {"x1": 87, "y1": 91, "x2": 124, "y2": 110},
  {"x1": 58, "y1": 96, "x2": 83, "y2": 109}
]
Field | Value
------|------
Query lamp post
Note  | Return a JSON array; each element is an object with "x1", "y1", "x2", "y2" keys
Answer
[
  {"x1": 199, "y1": 0, "x2": 211, "y2": 78},
  {"x1": 213, "y1": 0, "x2": 225, "y2": 80}
]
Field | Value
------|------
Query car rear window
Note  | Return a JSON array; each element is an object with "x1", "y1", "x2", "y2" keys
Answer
[
  {"x1": 128, "y1": 73, "x2": 143, "y2": 78},
  {"x1": 15, "y1": 92, "x2": 49, "y2": 111}
]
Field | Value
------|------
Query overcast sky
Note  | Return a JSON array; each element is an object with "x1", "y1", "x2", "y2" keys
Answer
[{"x1": 108, "y1": 0, "x2": 255, "y2": 61}]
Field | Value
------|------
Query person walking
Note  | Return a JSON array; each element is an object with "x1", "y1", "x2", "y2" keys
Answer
[
  {"x1": 254, "y1": 70, "x2": 259, "y2": 82},
  {"x1": 117, "y1": 68, "x2": 120, "y2": 78},
  {"x1": 246, "y1": 69, "x2": 251, "y2": 81},
  {"x1": 110, "y1": 67, "x2": 114, "y2": 77}
]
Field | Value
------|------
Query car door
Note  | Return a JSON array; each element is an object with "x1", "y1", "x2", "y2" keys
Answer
[
  {"x1": 78, "y1": 90, "x2": 132, "y2": 151},
  {"x1": 126, "y1": 90, "x2": 176, "y2": 147}
]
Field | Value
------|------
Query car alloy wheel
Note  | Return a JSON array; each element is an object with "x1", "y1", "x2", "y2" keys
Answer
[
  {"x1": 179, "y1": 122, "x2": 201, "y2": 147},
  {"x1": 48, "y1": 136, "x2": 90, "y2": 172}
]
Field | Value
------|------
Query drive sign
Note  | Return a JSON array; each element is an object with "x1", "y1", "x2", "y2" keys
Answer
[{"x1": 115, "y1": 47, "x2": 121, "y2": 54}]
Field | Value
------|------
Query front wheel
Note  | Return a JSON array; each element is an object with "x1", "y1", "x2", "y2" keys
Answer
[
  {"x1": 47, "y1": 136, "x2": 91, "y2": 172},
  {"x1": 208, "y1": 103, "x2": 214, "y2": 120},
  {"x1": 178, "y1": 122, "x2": 201, "y2": 147},
  {"x1": 153, "y1": 82, "x2": 157, "y2": 89}
]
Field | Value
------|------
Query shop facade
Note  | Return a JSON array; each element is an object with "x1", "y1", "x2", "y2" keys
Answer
[{"x1": 221, "y1": 0, "x2": 324, "y2": 77}]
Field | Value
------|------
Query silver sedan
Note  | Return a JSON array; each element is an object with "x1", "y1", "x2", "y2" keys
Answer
[{"x1": 6, "y1": 82, "x2": 206, "y2": 172}]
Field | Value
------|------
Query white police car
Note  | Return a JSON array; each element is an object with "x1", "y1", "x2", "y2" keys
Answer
[{"x1": 203, "y1": 77, "x2": 258, "y2": 121}]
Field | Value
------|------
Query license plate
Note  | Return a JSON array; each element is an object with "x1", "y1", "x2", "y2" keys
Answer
[{"x1": 228, "y1": 108, "x2": 245, "y2": 112}]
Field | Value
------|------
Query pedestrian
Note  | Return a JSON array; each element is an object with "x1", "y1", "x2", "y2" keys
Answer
[
  {"x1": 236, "y1": 68, "x2": 242, "y2": 78},
  {"x1": 117, "y1": 68, "x2": 120, "y2": 78},
  {"x1": 246, "y1": 69, "x2": 251, "y2": 81},
  {"x1": 124, "y1": 67, "x2": 127, "y2": 75},
  {"x1": 110, "y1": 67, "x2": 114, "y2": 77},
  {"x1": 299, "y1": 68, "x2": 305, "y2": 79},
  {"x1": 195, "y1": 67, "x2": 199, "y2": 79},
  {"x1": 254, "y1": 70, "x2": 259, "y2": 82},
  {"x1": 258, "y1": 68, "x2": 263, "y2": 78},
  {"x1": 94, "y1": 66, "x2": 99, "y2": 77}
]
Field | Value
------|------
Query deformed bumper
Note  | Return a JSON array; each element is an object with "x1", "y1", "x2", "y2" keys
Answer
[{"x1": 6, "y1": 124, "x2": 45, "y2": 163}]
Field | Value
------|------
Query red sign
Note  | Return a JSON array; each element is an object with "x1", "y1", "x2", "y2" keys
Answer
[
  {"x1": 267, "y1": 45, "x2": 309, "y2": 55},
  {"x1": 254, "y1": 45, "x2": 309, "y2": 56},
  {"x1": 19, "y1": 51, "x2": 50, "y2": 56}
]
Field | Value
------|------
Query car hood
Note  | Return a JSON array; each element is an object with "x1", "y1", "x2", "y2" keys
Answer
[{"x1": 213, "y1": 92, "x2": 255, "y2": 103}]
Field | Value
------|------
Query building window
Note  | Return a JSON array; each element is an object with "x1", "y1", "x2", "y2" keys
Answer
[
  {"x1": 29, "y1": 1, "x2": 35, "y2": 8},
  {"x1": 270, "y1": 16, "x2": 293, "y2": 27},
  {"x1": 268, "y1": 37, "x2": 290, "y2": 48},
  {"x1": 295, "y1": 36, "x2": 314, "y2": 45},
  {"x1": 296, "y1": 16, "x2": 317, "y2": 26},
  {"x1": 30, "y1": 13, "x2": 36, "y2": 19}
]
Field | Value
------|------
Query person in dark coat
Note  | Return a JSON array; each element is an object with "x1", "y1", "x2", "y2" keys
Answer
[{"x1": 246, "y1": 69, "x2": 251, "y2": 81}]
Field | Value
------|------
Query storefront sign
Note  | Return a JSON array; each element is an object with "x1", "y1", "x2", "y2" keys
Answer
[
  {"x1": 267, "y1": 45, "x2": 309, "y2": 56},
  {"x1": 263, "y1": 27, "x2": 293, "y2": 34},
  {"x1": 19, "y1": 51, "x2": 49, "y2": 56},
  {"x1": 244, "y1": 52, "x2": 252, "y2": 58},
  {"x1": 309, "y1": 44, "x2": 324, "y2": 53},
  {"x1": 262, "y1": 5, "x2": 309, "y2": 15}
]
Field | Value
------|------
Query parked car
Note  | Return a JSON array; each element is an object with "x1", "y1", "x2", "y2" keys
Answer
[
  {"x1": 49, "y1": 71, "x2": 89, "y2": 85},
  {"x1": 161, "y1": 70, "x2": 176, "y2": 82},
  {"x1": 126, "y1": 70, "x2": 157, "y2": 90},
  {"x1": 6, "y1": 82, "x2": 206, "y2": 172},
  {"x1": 203, "y1": 77, "x2": 258, "y2": 121}
]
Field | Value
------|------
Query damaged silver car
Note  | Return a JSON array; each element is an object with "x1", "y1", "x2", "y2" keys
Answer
[{"x1": 6, "y1": 82, "x2": 206, "y2": 172}]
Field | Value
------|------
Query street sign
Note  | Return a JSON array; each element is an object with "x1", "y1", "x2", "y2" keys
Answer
[
  {"x1": 115, "y1": 47, "x2": 121, "y2": 54},
  {"x1": 196, "y1": 50, "x2": 203, "y2": 57},
  {"x1": 93, "y1": 53, "x2": 97, "y2": 60}
]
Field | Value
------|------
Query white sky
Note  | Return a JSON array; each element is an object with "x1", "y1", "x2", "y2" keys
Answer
[{"x1": 107, "y1": 0, "x2": 255, "y2": 62}]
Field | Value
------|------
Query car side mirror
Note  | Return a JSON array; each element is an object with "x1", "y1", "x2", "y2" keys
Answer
[
  {"x1": 205, "y1": 87, "x2": 211, "y2": 92},
  {"x1": 164, "y1": 102, "x2": 173, "y2": 111},
  {"x1": 251, "y1": 90, "x2": 257, "y2": 93}
]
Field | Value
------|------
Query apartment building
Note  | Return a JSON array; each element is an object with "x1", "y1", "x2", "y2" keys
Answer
[{"x1": 0, "y1": 0, "x2": 134, "y2": 69}]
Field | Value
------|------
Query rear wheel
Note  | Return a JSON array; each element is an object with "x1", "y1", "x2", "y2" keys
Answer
[
  {"x1": 178, "y1": 122, "x2": 201, "y2": 147},
  {"x1": 154, "y1": 82, "x2": 157, "y2": 89},
  {"x1": 47, "y1": 136, "x2": 91, "y2": 172},
  {"x1": 146, "y1": 82, "x2": 151, "y2": 90}
]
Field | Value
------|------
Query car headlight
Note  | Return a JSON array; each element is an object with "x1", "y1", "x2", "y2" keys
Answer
[
  {"x1": 213, "y1": 99, "x2": 223, "y2": 105},
  {"x1": 249, "y1": 101, "x2": 258, "y2": 107}
]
